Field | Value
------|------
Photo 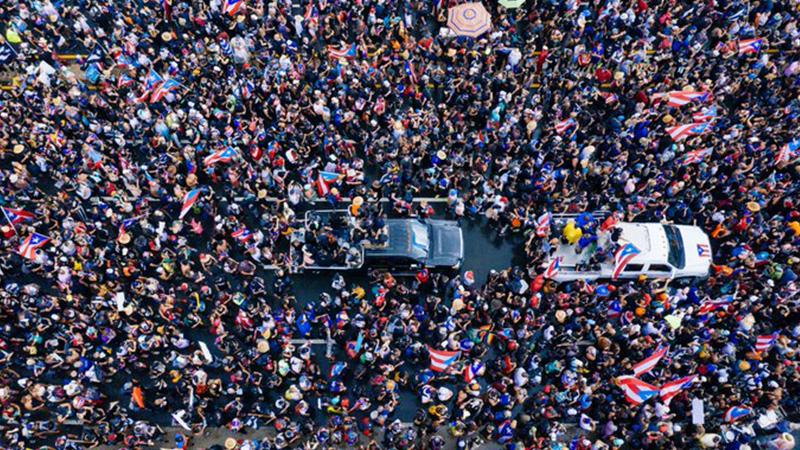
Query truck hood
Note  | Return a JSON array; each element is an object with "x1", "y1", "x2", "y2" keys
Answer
[{"x1": 428, "y1": 221, "x2": 463, "y2": 267}]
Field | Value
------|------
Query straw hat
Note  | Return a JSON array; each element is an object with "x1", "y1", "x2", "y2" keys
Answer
[
  {"x1": 224, "y1": 438, "x2": 238, "y2": 449},
  {"x1": 746, "y1": 202, "x2": 761, "y2": 212},
  {"x1": 352, "y1": 196, "x2": 364, "y2": 207},
  {"x1": 12, "y1": 144, "x2": 24, "y2": 154},
  {"x1": 161, "y1": 32, "x2": 173, "y2": 42},
  {"x1": 118, "y1": 232, "x2": 131, "y2": 244},
  {"x1": 257, "y1": 340, "x2": 269, "y2": 353},
  {"x1": 258, "y1": 189, "x2": 268, "y2": 199},
  {"x1": 555, "y1": 310, "x2": 567, "y2": 323},
  {"x1": 436, "y1": 150, "x2": 447, "y2": 160}
]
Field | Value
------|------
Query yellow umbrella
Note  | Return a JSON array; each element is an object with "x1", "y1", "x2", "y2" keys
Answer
[
  {"x1": 5, "y1": 27, "x2": 22, "y2": 44},
  {"x1": 448, "y1": 3, "x2": 492, "y2": 38},
  {"x1": 498, "y1": 0, "x2": 525, "y2": 8}
]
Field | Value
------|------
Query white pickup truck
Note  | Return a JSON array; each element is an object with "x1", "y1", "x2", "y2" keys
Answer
[{"x1": 549, "y1": 221, "x2": 712, "y2": 282}]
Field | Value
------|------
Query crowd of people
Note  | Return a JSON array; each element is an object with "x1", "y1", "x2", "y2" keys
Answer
[{"x1": 1, "y1": 0, "x2": 800, "y2": 448}]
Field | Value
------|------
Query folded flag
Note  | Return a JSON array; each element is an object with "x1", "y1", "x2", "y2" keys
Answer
[
  {"x1": 222, "y1": 0, "x2": 245, "y2": 16},
  {"x1": 428, "y1": 346, "x2": 461, "y2": 373},
  {"x1": 179, "y1": 188, "x2": 202, "y2": 219},
  {"x1": 616, "y1": 375, "x2": 659, "y2": 405},
  {"x1": 544, "y1": 256, "x2": 562, "y2": 279},
  {"x1": 328, "y1": 43, "x2": 357, "y2": 60},
  {"x1": 554, "y1": 118, "x2": 577, "y2": 135},
  {"x1": 724, "y1": 405, "x2": 752, "y2": 423},
  {"x1": 2, "y1": 207, "x2": 35, "y2": 225},
  {"x1": 632, "y1": 345, "x2": 669, "y2": 377},
  {"x1": 612, "y1": 243, "x2": 641, "y2": 280},
  {"x1": 659, "y1": 374, "x2": 697, "y2": 404},
  {"x1": 755, "y1": 333, "x2": 779, "y2": 352},
  {"x1": 738, "y1": 38, "x2": 763, "y2": 55},
  {"x1": 204, "y1": 147, "x2": 238, "y2": 167},
  {"x1": 18, "y1": 232, "x2": 50, "y2": 260},
  {"x1": 666, "y1": 122, "x2": 710, "y2": 142},
  {"x1": 681, "y1": 148, "x2": 713, "y2": 165},
  {"x1": 535, "y1": 212, "x2": 551, "y2": 237}
]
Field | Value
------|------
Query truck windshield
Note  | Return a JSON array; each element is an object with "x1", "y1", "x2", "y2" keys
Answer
[
  {"x1": 409, "y1": 221, "x2": 429, "y2": 258},
  {"x1": 663, "y1": 225, "x2": 685, "y2": 269}
]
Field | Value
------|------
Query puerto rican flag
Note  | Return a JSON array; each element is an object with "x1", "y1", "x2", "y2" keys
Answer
[
  {"x1": 428, "y1": 346, "x2": 461, "y2": 373},
  {"x1": 327, "y1": 43, "x2": 357, "y2": 60},
  {"x1": 659, "y1": 374, "x2": 697, "y2": 405},
  {"x1": 144, "y1": 69, "x2": 164, "y2": 91},
  {"x1": 316, "y1": 171, "x2": 341, "y2": 196},
  {"x1": 544, "y1": 256, "x2": 562, "y2": 279},
  {"x1": 738, "y1": 38, "x2": 763, "y2": 55},
  {"x1": 616, "y1": 376, "x2": 659, "y2": 405},
  {"x1": 150, "y1": 78, "x2": 181, "y2": 103},
  {"x1": 204, "y1": 147, "x2": 238, "y2": 166},
  {"x1": 18, "y1": 232, "x2": 50, "y2": 260},
  {"x1": 632, "y1": 345, "x2": 669, "y2": 377},
  {"x1": 554, "y1": 118, "x2": 577, "y2": 135},
  {"x1": 404, "y1": 60, "x2": 418, "y2": 84},
  {"x1": 231, "y1": 227, "x2": 252, "y2": 242},
  {"x1": 665, "y1": 91, "x2": 709, "y2": 107},
  {"x1": 117, "y1": 73, "x2": 136, "y2": 89},
  {"x1": 697, "y1": 294, "x2": 734, "y2": 315},
  {"x1": 535, "y1": 212, "x2": 551, "y2": 237},
  {"x1": 681, "y1": 148, "x2": 713, "y2": 165},
  {"x1": 776, "y1": 139, "x2": 800, "y2": 165},
  {"x1": 463, "y1": 361, "x2": 483, "y2": 383},
  {"x1": 3, "y1": 207, "x2": 35, "y2": 225},
  {"x1": 755, "y1": 333, "x2": 779, "y2": 352},
  {"x1": 696, "y1": 243, "x2": 711, "y2": 258},
  {"x1": 222, "y1": 0, "x2": 245, "y2": 16},
  {"x1": 692, "y1": 106, "x2": 717, "y2": 122},
  {"x1": 666, "y1": 122, "x2": 710, "y2": 142},
  {"x1": 118, "y1": 216, "x2": 140, "y2": 237},
  {"x1": 724, "y1": 406, "x2": 752, "y2": 423},
  {"x1": 179, "y1": 188, "x2": 202, "y2": 219},
  {"x1": 611, "y1": 243, "x2": 641, "y2": 280}
]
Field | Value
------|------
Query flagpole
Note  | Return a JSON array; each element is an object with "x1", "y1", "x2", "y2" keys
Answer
[{"x1": 1, "y1": 207, "x2": 17, "y2": 235}]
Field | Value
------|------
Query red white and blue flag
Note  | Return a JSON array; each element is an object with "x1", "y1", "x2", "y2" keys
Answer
[
  {"x1": 696, "y1": 243, "x2": 711, "y2": 258},
  {"x1": 659, "y1": 374, "x2": 697, "y2": 404},
  {"x1": 144, "y1": 69, "x2": 164, "y2": 91},
  {"x1": 616, "y1": 376, "x2": 659, "y2": 405},
  {"x1": 755, "y1": 333, "x2": 779, "y2": 352},
  {"x1": 666, "y1": 122, "x2": 710, "y2": 142},
  {"x1": 738, "y1": 38, "x2": 763, "y2": 55},
  {"x1": 222, "y1": 0, "x2": 245, "y2": 16},
  {"x1": 681, "y1": 148, "x2": 713, "y2": 165},
  {"x1": 404, "y1": 60, "x2": 418, "y2": 84},
  {"x1": 724, "y1": 406, "x2": 752, "y2": 423},
  {"x1": 665, "y1": 91, "x2": 710, "y2": 107},
  {"x1": 544, "y1": 256, "x2": 561, "y2": 279},
  {"x1": 232, "y1": 227, "x2": 252, "y2": 242},
  {"x1": 535, "y1": 212, "x2": 551, "y2": 237},
  {"x1": 18, "y1": 232, "x2": 50, "y2": 260},
  {"x1": 428, "y1": 347, "x2": 460, "y2": 373},
  {"x1": 3, "y1": 207, "x2": 35, "y2": 225},
  {"x1": 776, "y1": 139, "x2": 800, "y2": 164},
  {"x1": 554, "y1": 118, "x2": 577, "y2": 135},
  {"x1": 179, "y1": 188, "x2": 202, "y2": 219},
  {"x1": 697, "y1": 294, "x2": 734, "y2": 315},
  {"x1": 327, "y1": 43, "x2": 357, "y2": 60},
  {"x1": 632, "y1": 345, "x2": 669, "y2": 377},
  {"x1": 463, "y1": 361, "x2": 483, "y2": 383},
  {"x1": 316, "y1": 171, "x2": 340, "y2": 196},
  {"x1": 150, "y1": 78, "x2": 181, "y2": 103},
  {"x1": 117, "y1": 73, "x2": 136, "y2": 89},
  {"x1": 611, "y1": 243, "x2": 641, "y2": 279},
  {"x1": 692, "y1": 106, "x2": 717, "y2": 122},
  {"x1": 204, "y1": 147, "x2": 238, "y2": 167}
]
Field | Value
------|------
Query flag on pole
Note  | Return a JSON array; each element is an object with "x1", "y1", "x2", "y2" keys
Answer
[
  {"x1": 611, "y1": 243, "x2": 641, "y2": 279},
  {"x1": 222, "y1": 0, "x2": 245, "y2": 15},
  {"x1": 724, "y1": 406, "x2": 752, "y2": 423},
  {"x1": 535, "y1": 212, "x2": 551, "y2": 237},
  {"x1": 2, "y1": 207, "x2": 34, "y2": 225},
  {"x1": 659, "y1": 374, "x2": 697, "y2": 405},
  {"x1": 632, "y1": 345, "x2": 669, "y2": 377},
  {"x1": 428, "y1": 347, "x2": 461, "y2": 372},
  {"x1": 615, "y1": 376, "x2": 659, "y2": 405},
  {"x1": 544, "y1": 256, "x2": 561, "y2": 279},
  {"x1": 179, "y1": 189, "x2": 202, "y2": 219},
  {"x1": 737, "y1": 38, "x2": 763, "y2": 55},
  {"x1": 203, "y1": 147, "x2": 238, "y2": 166},
  {"x1": 754, "y1": 333, "x2": 778, "y2": 352},
  {"x1": 666, "y1": 122, "x2": 710, "y2": 141},
  {"x1": 18, "y1": 232, "x2": 50, "y2": 260}
]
